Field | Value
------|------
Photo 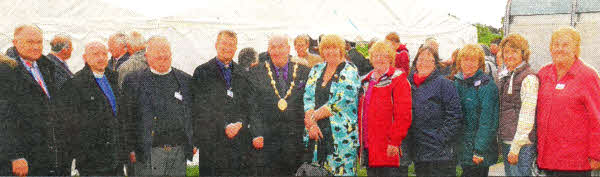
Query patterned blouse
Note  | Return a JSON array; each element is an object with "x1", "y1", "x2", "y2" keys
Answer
[{"x1": 303, "y1": 61, "x2": 360, "y2": 176}]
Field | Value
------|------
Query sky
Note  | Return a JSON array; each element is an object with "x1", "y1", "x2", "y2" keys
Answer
[{"x1": 100, "y1": 0, "x2": 507, "y2": 28}]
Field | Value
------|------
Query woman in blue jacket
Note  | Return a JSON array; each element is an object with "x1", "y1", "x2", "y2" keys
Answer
[{"x1": 408, "y1": 46, "x2": 462, "y2": 176}]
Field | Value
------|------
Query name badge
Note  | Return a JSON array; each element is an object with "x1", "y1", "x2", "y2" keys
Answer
[
  {"x1": 474, "y1": 80, "x2": 481, "y2": 87},
  {"x1": 174, "y1": 91, "x2": 183, "y2": 101},
  {"x1": 227, "y1": 89, "x2": 234, "y2": 98},
  {"x1": 555, "y1": 84, "x2": 565, "y2": 90}
]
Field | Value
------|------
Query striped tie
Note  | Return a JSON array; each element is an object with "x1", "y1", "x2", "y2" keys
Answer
[{"x1": 25, "y1": 61, "x2": 49, "y2": 97}]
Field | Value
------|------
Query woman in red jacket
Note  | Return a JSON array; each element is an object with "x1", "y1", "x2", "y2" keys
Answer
[
  {"x1": 358, "y1": 41, "x2": 412, "y2": 176},
  {"x1": 537, "y1": 27, "x2": 600, "y2": 176}
]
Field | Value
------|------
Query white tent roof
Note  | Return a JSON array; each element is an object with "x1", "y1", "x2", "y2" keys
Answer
[{"x1": 1, "y1": 0, "x2": 477, "y2": 74}]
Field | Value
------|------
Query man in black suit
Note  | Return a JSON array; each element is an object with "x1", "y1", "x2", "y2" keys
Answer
[
  {"x1": 248, "y1": 35, "x2": 310, "y2": 175},
  {"x1": 121, "y1": 36, "x2": 193, "y2": 176},
  {"x1": 57, "y1": 42, "x2": 122, "y2": 175},
  {"x1": 191, "y1": 30, "x2": 254, "y2": 176},
  {"x1": 47, "y1": 34, "x2": 74, "y2": 88},
  {"x1": 107, "y1": 33, "x2": 130, "y2": 71},
  {"x1": 5, "y1": 25, "x2": 64, "y2": 176}
]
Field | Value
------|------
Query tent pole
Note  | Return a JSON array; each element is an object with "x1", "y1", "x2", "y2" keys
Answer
[
  {"x1": 570, "y1": 0, "x2": 578, "y2": 27},
  {"x1": 503, "y1": 0, "x2": 512, "y2": 37}
]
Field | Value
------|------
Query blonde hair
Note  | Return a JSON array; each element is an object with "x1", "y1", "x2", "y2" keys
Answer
[
  {"x1": 318, "y1": 34, "x2": 346, "y2": 58},
  {"x1": 550, "y1": 27, "x2": 581, "y2": 58},
  {"x1": 385, "y1": 32, "x2": 400, "y2": 43},
  {"x1": 368, "y1": 41, "x2": 395, "y2": 65},
  {"x1": 500, "y1": 33, "x2": 531, "y2": 63},
  {"x1": 457, "y1": 44, "x2": 486, "y2": 73}
]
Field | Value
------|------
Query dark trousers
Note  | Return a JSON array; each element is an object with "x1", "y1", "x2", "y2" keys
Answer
[
  {"x1": 461, "y1": 165, "x2": 489, "y2": 177},
  {"x1": 544, "y1": 170, "x2": 591, "y2": 177},
  {"x1": 414, "y1": 161, "x2": 455, "y2": 176},
  {"x1": 363, "y1": 150, "x2": 408, "y2": 176}
]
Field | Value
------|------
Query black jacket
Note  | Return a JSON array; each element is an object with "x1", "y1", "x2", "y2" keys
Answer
[
  {"x1": 191, "y1": 58, "x2": 253, "y2": 172},
  {"x1": 3, "y1": 55, "x2": 65, "y2": 175},
  {"x1": 0, "y1": 58, "x2": 17, "y2": 175},
  {"x1": 47, "y1": 54, "x2": 73, "y2": 89},
  {"x1": 108, "y1": 53, "x2": 130, "y2": 71},
  {"x1": 247, "y1": 56, "x2": 310, "y2": 167},
  {"x1": 120, "y1": 68, "x2": 193, "y2": 165},
  {"x1": 347, "y1": 48, "x2": 373, "y2": 76},
  {"x1": 57, "y1": 66, "x2": 122, "y2": 175}
]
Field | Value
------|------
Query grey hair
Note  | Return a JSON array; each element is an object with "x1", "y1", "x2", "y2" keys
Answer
[{"x1": 50, "y1": 34, "x2": 71, "y2": 52}]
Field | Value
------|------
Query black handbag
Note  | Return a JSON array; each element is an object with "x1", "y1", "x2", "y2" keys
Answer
[{"x1": 295, "y1": 140, "x2": 331, "y2": 176}]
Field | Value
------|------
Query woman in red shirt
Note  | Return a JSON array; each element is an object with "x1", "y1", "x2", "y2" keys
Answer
[{"x1": 536, "y1": 27, "x2": 600, "y2": 176}]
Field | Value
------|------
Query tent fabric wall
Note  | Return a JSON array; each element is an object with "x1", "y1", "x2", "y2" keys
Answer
[{"x1": 1, "y1": 0, "x2": 477, "y2": 74}]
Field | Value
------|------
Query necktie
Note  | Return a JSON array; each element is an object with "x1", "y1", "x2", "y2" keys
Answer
[{"x1": 25, "y1": 61, "x2": 49, "y2": 97}]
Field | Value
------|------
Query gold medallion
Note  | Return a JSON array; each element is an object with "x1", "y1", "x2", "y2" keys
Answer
[{"x1": 278, "y1": 99, "x2": 288, "y2": 111}]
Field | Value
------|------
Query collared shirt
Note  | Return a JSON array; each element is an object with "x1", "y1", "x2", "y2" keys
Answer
[
  {"x1": 216, "y1": 58, "x2": 232, "y2": 89},
  {"x1": 19, "y1": 57, "x2": 50, "y2": 98},
  {"x1": 273, "y1": 62, "x2": 289, "y2": 80},
  {"x1": 536, "y1": 59, "x2": 600, "y2": 170}
]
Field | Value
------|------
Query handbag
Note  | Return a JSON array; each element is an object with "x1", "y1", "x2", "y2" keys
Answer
[{"x1": 295, "y1": 140, "x2": 331, "y2": 176}]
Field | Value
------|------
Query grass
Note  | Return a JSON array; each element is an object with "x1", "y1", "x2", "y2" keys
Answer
[{"x1": 186, "y1": 166, "x2": 199, "y2": 177}]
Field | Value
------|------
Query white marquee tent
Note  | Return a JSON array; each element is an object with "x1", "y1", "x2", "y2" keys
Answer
[{"x1": 0, "y1": 0, "x2": 477, "y2": 74}]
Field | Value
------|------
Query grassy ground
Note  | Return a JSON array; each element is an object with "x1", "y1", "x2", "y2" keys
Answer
[
  {"x1": 186, "y1": 156, "x2": 502, "y2": 177},
  {"x1": 186, "y1": 166, "x2": 199, "y2": 176}
]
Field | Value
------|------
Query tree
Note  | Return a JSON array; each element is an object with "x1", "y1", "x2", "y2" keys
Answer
[{"x1": 475, "y1": 23, "x2": 502, "y2": 46}]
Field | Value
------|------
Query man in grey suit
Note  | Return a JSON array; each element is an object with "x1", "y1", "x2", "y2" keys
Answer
[{"x1": 47, "y1": 34, "x2": 73, "y2": 88}]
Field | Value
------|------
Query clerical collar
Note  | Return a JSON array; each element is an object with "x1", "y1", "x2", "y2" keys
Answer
[
  {"x1": 93, "y1": 71, "x2": 105, "y2": 78},
  {"x1": 150, "y1": 67, "x2": 172, "y2": 75}
]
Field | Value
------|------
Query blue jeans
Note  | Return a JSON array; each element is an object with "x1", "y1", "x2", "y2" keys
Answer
[{"x1": 502, "y1": 143, "x2": 536, "y2": 176}]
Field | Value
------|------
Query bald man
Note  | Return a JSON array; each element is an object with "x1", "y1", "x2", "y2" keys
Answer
[
  {"x1": 121, "y1": 36, "x2": 192, "y2": 176},
  {"x1": 6, "y1": 25, "x2": 64, "y2": 176},
  {"x1": 57, "y1": 42, "x2": 121, "y2": 175},
  {"x1": 248, "y1": 35, "x2": 310, "y2": 175},
  {"x1": 47, "y1": 34, "x2": 74, "y2": 88}
]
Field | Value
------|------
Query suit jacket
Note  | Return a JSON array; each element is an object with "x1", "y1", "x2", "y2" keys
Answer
[
  {"x1": 57, "y1": 66, "x2": 122, "y2": 175},
  {"x1": 5, "y1": 55, "x2": 65, "y2": 175},
  {"x1": 108, "y1": 53, "x2": 130, "y2": 71},
  {"x1": 120, "y1": 67, "x2": 193, "y2": 165},
  {"x1": 191, "y1": 57, "x2": 254, "y2": 171},
  {"x1": 247, "y1": 56, "x2": 310, "y2": 166},
  {"x1": 47, "y1": 54, "x2": 73, "y2": 89}
]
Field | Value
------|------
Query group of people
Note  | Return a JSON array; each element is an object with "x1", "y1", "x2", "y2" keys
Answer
[{"x1": 0, "y1": 24, "x2": 599, "y2": 177}]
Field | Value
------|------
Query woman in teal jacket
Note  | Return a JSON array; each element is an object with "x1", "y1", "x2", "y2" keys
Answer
[{"x1": 452, "y1": 44, "x2": 499, "y2": 177}]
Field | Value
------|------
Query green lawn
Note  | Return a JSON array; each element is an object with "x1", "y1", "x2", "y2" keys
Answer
[{"x1": 186, "y1": 166, "x2": 199, "y2": 177}]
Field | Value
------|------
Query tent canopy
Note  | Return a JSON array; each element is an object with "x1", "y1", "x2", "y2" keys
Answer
[{"x1": 1, "y1": 0, "x2": 477, "y2": 74}]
